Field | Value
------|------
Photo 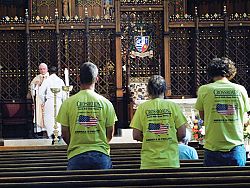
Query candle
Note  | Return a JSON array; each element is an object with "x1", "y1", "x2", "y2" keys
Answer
[
  {"x1": 64, "y1": 68, "x2": 69, "y2": 86},
  {"x1": 191, "y1": 107, "x2": 196, "y2": 122}
]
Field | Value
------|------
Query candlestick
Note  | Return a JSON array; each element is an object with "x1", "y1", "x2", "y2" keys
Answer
[
  {"x1": 64, "y1": 68, "x2": 69, "y2": 86},
  {"x1": 50, "y1": 87, "x2": 61, "y2": 145},
  {"x1": 62, "y1": 85, "x2": 73, "y2": 99}
]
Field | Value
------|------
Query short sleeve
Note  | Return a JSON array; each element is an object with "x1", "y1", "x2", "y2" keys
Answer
[
  {"x1": 105, "y1": 101, "x2": 118, "y2": 127},
  {"x1": 173, "y1": 104, "x2": 187, "y2": 129},
  {"x1": 195, "y1": 86, "x2": 205, "y2": 111},
  {"x1": 241, "y1": 86, "x2": 250, "y2": 113},
  {"x1": 56, "y1": 100, "x2": 69, "y2": 127},
  {"x1": 130, "y1": 105, "x2": 143, "y2": 132},
  {"x1": 191, "y1": 148, "x2": 199, "y2": 159}
]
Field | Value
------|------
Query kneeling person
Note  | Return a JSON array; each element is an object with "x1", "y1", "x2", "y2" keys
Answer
[
  {"x1": 130, "y1": 75, "x2": 187, "y2": 169},
  {"x1": 57, "y1": 62, "x2": 117, "y2": 170}
]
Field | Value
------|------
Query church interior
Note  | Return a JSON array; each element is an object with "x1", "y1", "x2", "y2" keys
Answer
[{"x1": 0, "y1": 0, "x2": 250, "y2": 186}]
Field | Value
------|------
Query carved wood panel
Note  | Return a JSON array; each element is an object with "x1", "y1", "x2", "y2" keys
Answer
[
  {"x1": 121, "y1": 10, "x2": 164, "y2": 100},
  {"x1": 59, "y1": 30, "x2": 86, "y2": 94},
  {"x1": 89, "y1": 29, "x2": 116, "y2": 99},
  {"x1": 170, "y1": 28, "x2": 194, "y2": 96},
  {"x1": 228, "y1": 27, "x2": 250, "y2": 94},
  {"x1": 30, "y1": 30, "x2": 57, "y2": 78},
  {"x1": 197, "y1": 27, "x2": 224, "y2": 86},
  {"x1": 0, "y1": 31, "x2": 26, "y2": 100}
]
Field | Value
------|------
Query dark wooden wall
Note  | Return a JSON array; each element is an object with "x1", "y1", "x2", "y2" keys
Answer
[
  {"x1": 0, "y1": 0, "x2": 27, "y2": 17},
  {"x1": 187, "y1": 0, "x2": 250, "y2": 16},
  {"x1": 0, "y1": 0, "x2": 249, "y2": 138}
]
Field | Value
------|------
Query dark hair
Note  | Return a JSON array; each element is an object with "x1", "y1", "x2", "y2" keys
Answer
[
  {"x1": 80, "y1": 62, "x2": 98, "y2": 84},
  {"x1": 49, "y1": 66, "x2": 58, "y2": 74},
  {"x1": 207, "y1": 57, "x2": 237, "y2": 80},
  {"x1": 147, "y1": 75, "x2": 167, "y2": 97},
  {"x1": 179, "y1": 137, "x2": 188, "y2": 144}
]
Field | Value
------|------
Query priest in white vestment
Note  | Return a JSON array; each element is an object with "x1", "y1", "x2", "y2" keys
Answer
[
  {"x1": 39, "y1": 66, "x2": 66, "y2": 138},
  {"x1": 30, "y1": 63, "x2": 49, "y2": 135}
]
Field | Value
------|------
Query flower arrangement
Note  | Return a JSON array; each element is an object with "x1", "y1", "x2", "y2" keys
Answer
[
  {"x1": 243, "y1": 113, "x2": 250, "y2": 141},
  {"x1": 244, "y1": 122, "x2": 250, "y2": 140},
  {"x1": 192, "y1": 116, "x2": 205, "y2": 142}
]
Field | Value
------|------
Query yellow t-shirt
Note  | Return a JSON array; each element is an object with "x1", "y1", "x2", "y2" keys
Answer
[
  {"x1": 56, "y1": 90, "x2": 117, "y2": 159},
  {"x1": 195, "y1": 80, "x2": 250, "y2": 151},
  {"x1": 130, "y1": 98, "x2": 187, "y2": 169}
]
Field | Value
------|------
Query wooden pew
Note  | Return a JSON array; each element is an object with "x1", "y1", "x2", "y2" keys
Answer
[
  {"x1": 0, "y1": 143, "x2": 249, "y2": 187},
  {"x1": 0, "y1": 144, "x2": 248, "y2": 173},
  {"x1": 0, "y1": 143, "x2": 204, "y2": 158},
  {"x1": 0, "y1": 167, "x2": 250, "y2": 187}
]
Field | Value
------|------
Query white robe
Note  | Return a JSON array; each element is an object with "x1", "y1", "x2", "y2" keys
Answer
[
  {"x1": 30, "y1": 72, "x2": 49, "y2": 133},
  {"x1": 39, "y1": 74, "x2": 66, "y2": 137}
]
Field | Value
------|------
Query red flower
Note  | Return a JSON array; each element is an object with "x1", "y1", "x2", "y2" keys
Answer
[
  {"x1": 194, "y1": 134, "x2": 198, "y2": 139},
  {"x1": 192, "y1": 116, "x2": 204, "y2": 141}
]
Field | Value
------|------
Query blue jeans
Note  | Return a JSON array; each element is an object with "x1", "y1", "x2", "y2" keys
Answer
[
  {"x1": 204, "y1": 144, "x2": 246, "y2": 167},
  {"x1": 67, "y1": 151, "x2": 112, "y2": 170}
]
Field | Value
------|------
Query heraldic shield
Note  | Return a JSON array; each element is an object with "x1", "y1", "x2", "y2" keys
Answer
[{"x1": 134, "y1": 36, "x2": 149, "y2": 53}]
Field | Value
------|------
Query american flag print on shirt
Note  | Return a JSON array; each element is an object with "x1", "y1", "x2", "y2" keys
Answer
[
  {"x1": 216, "y1": 104, "x2": 236, "y2": 115},
  {"x1": 78, "y1": 115, "x2": 98, "y2": 127},
  {"x1": 148, "y1": 123, "x2": 169, "y2": 134}
]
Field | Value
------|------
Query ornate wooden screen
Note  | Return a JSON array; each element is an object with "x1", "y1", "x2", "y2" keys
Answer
[
  {"x1": 32, "y1": 0, "x2": 57, "y2": 18},
  {"x1": 170, "y1": 28, "x2": 194, "y2": 96},
  {"x1": 75, "y1": 0, "x2": 114, "y2": 19},
  {"x1": 197, "y1": 27, "x2": 224, "y2": 86},
  {"x1": 0, "y1": 17, "x2": 116, "y2": 101},
  {"x1": 0, "y1": 31, "x2": 27, "y2": 100},
  {"x1": 120, "y1": 10, "x2": 164, "y2": 98},
  {"x1": 169, "y1": 11, "x2": 250, "y2": 96},
  {"x1": 30, "y1": 30, "x2": 57, "y2": 78},
  {"x1": 89, "y1": 29, "x2": 116, "y2": 99},
  {"x1": 0, "y1": 1, "x2": 250, "y2": 132},
  {"x1": 228, "y1": 27, "x2": 250, "y2": 94},
  {"x1": 59, "y1": 29, "x2": 86, "y2": 93}
]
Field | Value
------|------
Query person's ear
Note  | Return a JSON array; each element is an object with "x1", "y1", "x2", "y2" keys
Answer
[{"x1": 95, "y1": 76, "x2": 99, "y2": 82}]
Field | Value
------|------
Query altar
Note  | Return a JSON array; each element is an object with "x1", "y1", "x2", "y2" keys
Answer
[
  {"x1": 134, "y1": 98, "x2": 197, "y2": 112},
  {"x1": 131, "y1": 98, "x2": 197, "y2": 122}
]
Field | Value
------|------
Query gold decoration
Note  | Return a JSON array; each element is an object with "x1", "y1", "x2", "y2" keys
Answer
[
  {"x1": 50, "y1": 88, "x2": 61, "y2": 145},
  {"x1": 76, "y1": 0, "x2": 101, "y2": 7},
  {"x1": 62, "y1": 85, "x2": 73, "y2": 99},
  {"x1": 5, "y1": 16, "x2": 10, "y2": 21},
  {"x1": 55, "y1": 8, "x2": 59, "y2": 18}
]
